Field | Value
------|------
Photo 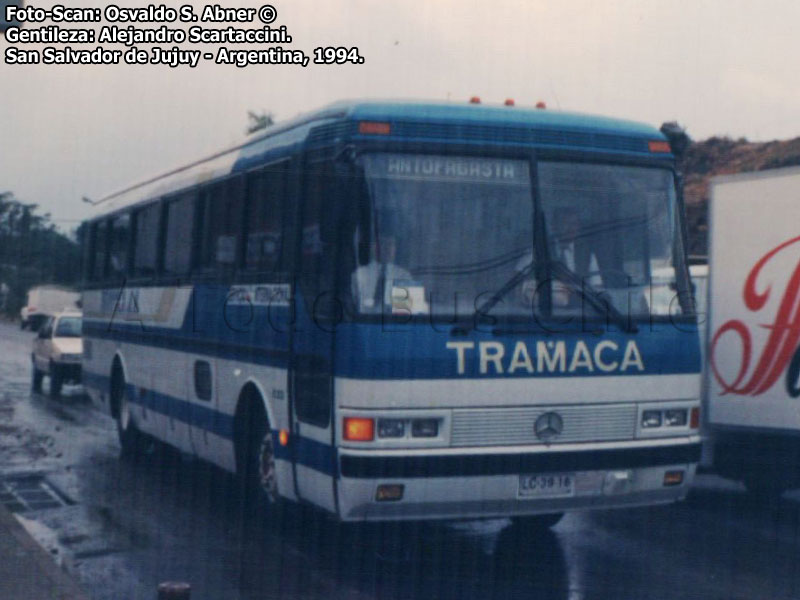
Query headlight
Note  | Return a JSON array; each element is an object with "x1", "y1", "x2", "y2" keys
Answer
[
  {"x1": 411, "y1": 418, "x2": 439, "y2": 438},
  {"x1": 664, "y1": 409, "x2": 688, "y2": 427},
  {"x1": 377, "y1": 418, "x2": 405, "y2": 438},
  {"x1": 641, "y1": 410, "x2": 663, "y2": 428}
]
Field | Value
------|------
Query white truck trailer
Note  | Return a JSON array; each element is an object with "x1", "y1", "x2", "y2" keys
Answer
[{"x1": 706, "y1": 166, "x2": 800, "y2": 496}]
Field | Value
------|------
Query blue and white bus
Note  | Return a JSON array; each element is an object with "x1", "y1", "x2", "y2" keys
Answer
[{"x1": 81, "y1": 100, "x2": 701, "y2": 527}]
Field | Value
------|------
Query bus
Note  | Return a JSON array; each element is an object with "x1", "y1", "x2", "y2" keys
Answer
[{"x1": 80, "y1": 100, "x2": 702, "y2": 527}]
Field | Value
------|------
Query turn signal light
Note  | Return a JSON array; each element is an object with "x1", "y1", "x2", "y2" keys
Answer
[
  {"x1": 358, "y1": 121, "x2": 391, "y2": 135},
  {"x1": 343, "y1": 417, "x2": 374, "y2": 441},
  {"x1": 690, "y1": 406, "x2": 700, "y2": 429},
  {"x1": 663, "y1": 470, "x2": 684, "y2": 486},
  {"x1": 278, "y1": 429, "x2": 290, "y2": 446}
]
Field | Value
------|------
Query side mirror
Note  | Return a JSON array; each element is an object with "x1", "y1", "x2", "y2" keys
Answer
[{"x1": 659, "y1": 121, "x2": 691, "y2": 159}]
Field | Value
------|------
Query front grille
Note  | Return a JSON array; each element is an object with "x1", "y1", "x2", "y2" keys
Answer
[{"x1": 450, "y1": 404, "x2": 637, "y2": 447}]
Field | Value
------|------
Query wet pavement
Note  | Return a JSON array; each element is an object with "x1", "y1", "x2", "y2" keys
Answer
[{"x1": 1, "y1": 319, "x2": 800, "y2": 599}]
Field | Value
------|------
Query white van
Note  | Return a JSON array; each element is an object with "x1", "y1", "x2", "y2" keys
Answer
[
  {"x1": 31, "y1": 311, "x2": 83, "y2": 396},
  {"x1": 20, "y1": 285, "x2": 80, "y2": 331}
]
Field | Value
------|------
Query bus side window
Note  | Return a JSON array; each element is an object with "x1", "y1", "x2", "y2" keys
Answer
[
  {"x1": 199, "y1": 177, "x2": 244, "y2": 274},
  {"x1": 91, "y1": 220, "x2": 109, "y2": 282},
  {"x1": 245, "y1": 163, "x2": 286, "y2": 274},
  {"x1": 80, "y1": 223, "x2": 93, "y2": 283},
  {"x1": 133, "y1": 202, "x2": 160, "y2": 280},
  {"x1": 108, "y1": 214, "x2": 131, "y2": 280},
  {"x1": 163, "y1": 192, "x2": 197, "y2": 276}
]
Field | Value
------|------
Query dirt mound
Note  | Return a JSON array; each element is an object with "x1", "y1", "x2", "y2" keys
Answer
[{"x1": 680, "y1": 136, "x2": 800, "y2": 256}]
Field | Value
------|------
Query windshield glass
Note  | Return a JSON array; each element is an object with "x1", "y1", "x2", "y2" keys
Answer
[
  {"x1": 356, "y1": 154, "x2": 533, "y2": 318},
  {"x1": 537, "y1": 162, "x2": 686, "y2": 319},
  {"x1": 55, "y1": 316, "x2": 82, "y2": 337},
  {"x1": 354, "y1": 153, "x2": 686, "y2": 322}
]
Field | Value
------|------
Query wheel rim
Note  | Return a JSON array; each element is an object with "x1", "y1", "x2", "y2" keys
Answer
[{"x1": 258, "y1": 431, "x2": 279, "y2": 503}]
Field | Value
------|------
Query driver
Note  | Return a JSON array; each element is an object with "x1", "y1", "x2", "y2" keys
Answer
[
  {"x1": 351, "y1": 231, "x2": 412, "y2": 313},
  {"x1": 552, "y1": 209, "x2": 601, "y2": 306}
]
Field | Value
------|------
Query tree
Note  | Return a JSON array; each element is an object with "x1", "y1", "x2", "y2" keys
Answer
[{"x1": 0, "y1": 192, "x2": 81, "y2": 316}]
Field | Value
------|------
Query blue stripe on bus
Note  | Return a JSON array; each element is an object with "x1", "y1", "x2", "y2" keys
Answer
[
  {"x1": 82, "y1": 370, "x2": 337, "y2": 477},
  {"x1": 83, "y1": 322, "x2": 290, "y2": 368},
  {"x1": 126, "y1": 383, "x2": 235, "y2": 440}
]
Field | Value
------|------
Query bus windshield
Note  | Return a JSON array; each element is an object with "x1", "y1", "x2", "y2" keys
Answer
[
  {"x1": 355, "y1": 153, "x2": 686, "y2": 321},
  {"x1": 537, "y1": 161, "x2": 687, "y2": 320},
  {"x1": 355, "y1": 154, "x2": 533, "y2": 318}
]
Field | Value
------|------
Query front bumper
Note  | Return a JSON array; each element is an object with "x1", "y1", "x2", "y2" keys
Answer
[{"x1": 336, "y1": 440, "x2": 700, "y2": 521}]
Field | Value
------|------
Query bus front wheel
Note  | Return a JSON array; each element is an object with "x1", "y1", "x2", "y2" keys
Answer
[
  {"x1": 113, "y1": 373, "x2": 150, "y2": 458},
  {"x1": 236, "y1": 396, "x2": 281, "y2": 515}
]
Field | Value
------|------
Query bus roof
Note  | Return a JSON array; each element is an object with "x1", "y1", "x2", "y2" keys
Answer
[{"x1": 87, "y1": 99, "x2": 669, "y2": 221}]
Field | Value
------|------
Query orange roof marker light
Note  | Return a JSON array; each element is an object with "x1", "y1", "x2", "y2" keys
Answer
[
  {"x1": 648, "y1": 140, "x2": 672, "y2": 153},
  {"x1": 469, "y1": 96, "x2": 481, "y2": 104},
  {"x1": 535, "y1": 101, "x2": 547, "y2": 109},
  {"x1": 504, "y1": 98, "x2": 515, "y2": 106},
  {"x1": 358, "y1": 121, "x2": 391, "y2": 135}
]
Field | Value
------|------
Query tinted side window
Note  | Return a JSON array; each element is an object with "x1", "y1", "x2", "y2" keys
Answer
[
  {"x1": 133, "y1": 202, "x2": 160, "y2": 278},
  {"x1": 245, "y1": 164, "x2": 286, "y2": 273},
  {"x1": 164, "y1": 193, "x2": 197, "y2": 275},
  {"x1": 91, "y1": 221, "x2": 108, "y2": 281},
  {"x1": 108, "y1": 214, "x2": 131, "y2": 279},
  {"x1": 200, "y1": 177, "x2": 244, "y2": 272},
  {"x1": 81, "y1": 224, "x2": 93, "y2": 282}
]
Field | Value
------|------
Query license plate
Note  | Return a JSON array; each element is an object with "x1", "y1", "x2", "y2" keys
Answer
[{"x1": 518, "y1": 473, "x2": 575, "y2": 498}]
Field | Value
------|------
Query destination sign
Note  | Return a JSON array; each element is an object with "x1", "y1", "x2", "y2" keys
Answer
[{"x1": 364, "y1": 154, "x2": 530, "y2": 185}]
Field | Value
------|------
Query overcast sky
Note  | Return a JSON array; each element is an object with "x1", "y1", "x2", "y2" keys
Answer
[{"x1": 2, "y1": 0, "x2": 800, "y2": 231}]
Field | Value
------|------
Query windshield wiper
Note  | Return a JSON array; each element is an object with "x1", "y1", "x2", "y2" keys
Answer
[
  {"x1": 547, "y1": 259, "x2": 638, "y2": 333},
  {"x1": 464, "y1": 259, "x2": 638, "y2": 335},
  {"x1": 467, "y1": 260, "x2": 536, "y2": 330}
]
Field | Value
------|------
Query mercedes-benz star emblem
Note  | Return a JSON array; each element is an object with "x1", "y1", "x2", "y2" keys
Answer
[{"x1": 534, "y1": 412, "x2": 564, "y2": 442}]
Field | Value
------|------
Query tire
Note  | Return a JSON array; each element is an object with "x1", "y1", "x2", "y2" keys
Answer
[
  {"x1": 237, "y1": 399, "x2": 281, "y2": 515},
  {"x1": 512, "y1": 513, "x2": 565, "y2": 531},
  {"x1": 31, "y1": 363, "x2": 43, "y2": 393},
  {"x1": 113, "y1": 374, "x2": 150, "y2": 458},
  {"x1": 49, "y1": 363, "x2": 63, "y2": 397}
]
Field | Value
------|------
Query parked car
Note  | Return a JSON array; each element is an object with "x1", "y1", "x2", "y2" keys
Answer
[
  {"x1": 31, "y1": 311, "x2": 83, "y2": 396},
  {"x1": 20, "y1": 285, "x2": 80, "y2": 331}
]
